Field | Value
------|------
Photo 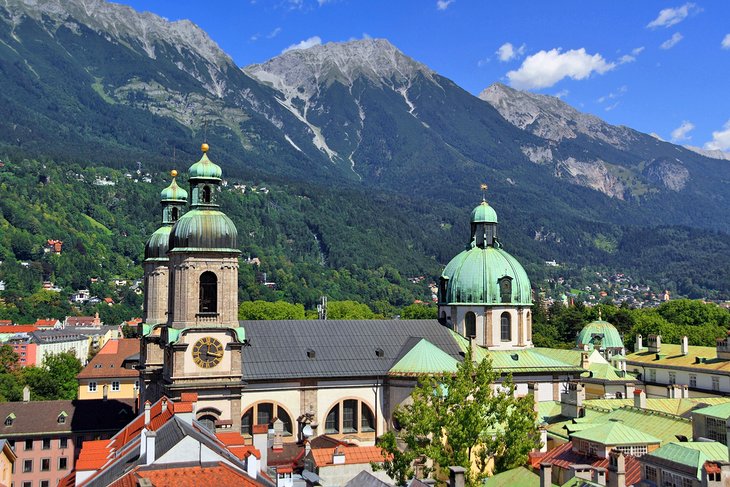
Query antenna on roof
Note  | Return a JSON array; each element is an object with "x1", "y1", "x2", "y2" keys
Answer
[{"x1": 203, "y1": 120, "x2": 209, "y2": 144}]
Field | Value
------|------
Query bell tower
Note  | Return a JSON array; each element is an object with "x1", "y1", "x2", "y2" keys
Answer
[
  {"x1": 139, "y1": 171, "x2": 187, "y2": 405},
  {"x1": 148, "y1": 144, "x2": 245, "y2": 432}
]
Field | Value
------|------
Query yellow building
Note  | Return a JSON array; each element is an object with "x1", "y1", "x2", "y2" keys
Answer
[
  {"x1": 0, "y1": 439, "x2": 16, "y2": 487},
  {"x1": 77, "y1": 338, "x2": 140, "y2": 400}
]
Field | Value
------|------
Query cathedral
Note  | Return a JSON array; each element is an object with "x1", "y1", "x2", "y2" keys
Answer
[{"x1": 139, "y1": 144, "x2": 631, "y2": 444}]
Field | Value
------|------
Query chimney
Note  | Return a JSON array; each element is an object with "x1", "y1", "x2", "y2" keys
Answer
[
  {"x1": 607, "y1": 452, "x2": 626, "y2": 487},
  {"x1": 449, "y1": 466, "x2": 466, "y2": 487},
  {"x1": 633, "y1": 389, "x2": 646, "y2": 409},
  {"x1": 252, "y1": 424, "x2": 269, "y2": 472},
  {"x1": 538, "y1": 425, "x2": 548, "y2": 453},
  {"x1": 681, "y1": 336, "x2": 689, "y2": 355},
  {"x1": 145, "y1": 430, "x2": 156, "y2": 465},
  {"x1": 647, "y1": 334, "x2": 661, "y2": 353},
  {"x1": 592, "y1": 467, "x2": 607, "y2": 486},
  {"x1": 540, "y1": 463, "x2": 552, "y2": 487},
  {"x1": 93, "y1": 312, "x2": 100, "y2": 326},
  {"x1": 273, "y1": 418, "x2": 284, "y2": 451},
  {"x1": 332, "y1": 445, "x2": 346, "y2": 465},
  {"x1": 634, "y1": 334, "x2": 643, "y2": 353},
  {"x1": 561, "y1": 383, "x2": 585, "y2": 419},
  {"x1": 22, "y1": 386, "x2": 30, "y2": 402},
  {"x1": 103, "y1": 384, "x2": 108, "y2": 401},
  {"x1": 144, "y1": 401, "x2": 151, "y2": 424},
  {"x1": 580, "y1": 352, "x2": 590, "y2": 369},
  {"x1": 682, "y1": 384, "x2": 689, "y2": 398}
]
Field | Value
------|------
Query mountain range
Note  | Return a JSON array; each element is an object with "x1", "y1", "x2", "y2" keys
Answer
[{"x1": 0, "y1": 0, "x2": 729, "y2": 300}]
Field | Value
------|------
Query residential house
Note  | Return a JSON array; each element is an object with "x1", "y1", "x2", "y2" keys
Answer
[
  {"x1": 31, "y1": 330, "x2": 89, "y2": 365},
  {"x1": 306, "y1": 444, "x2": 390, "y2": 487},
  {"x1": 35, "y1": 319, "x2": 62, "y2": 330},
  {"x1": 77, "y1": 339, "x2": 140, "y2": 401},
  {"x1": 0, "y1": 398, "x2": 135, "y2": 487},
  {"x1": 64, "y1": 314, "x2": 101, "y2": 329}
]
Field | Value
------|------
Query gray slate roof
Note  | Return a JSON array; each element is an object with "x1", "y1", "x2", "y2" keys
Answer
[
  {"x1": 344, "y1": 470, "x2": 393, "y2": 487},
  {"x1": 240, "y1": 319, "x2": 463, "y2": 381}
]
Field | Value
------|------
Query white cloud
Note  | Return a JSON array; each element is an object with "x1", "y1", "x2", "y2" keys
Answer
[
  {"x1": 618, "y1": 46, "x2": 645, "y2": 64},
  {"x1": 282, "y1": 36, "x2": 322, "y2": 53},
  {"x1": 597, "y1": 85, "x2": 628, "y2": 104},
  {"x1": 605, "y1": 102, "x2": 620, "y2": 111},
  {"x1": 436, "y1": 0, "x2": 454, "y2": 10},
  {"x1": 722, "y1": 34, "x2": 730, "y2": 49},
  {"x1": 660, "y1": 32, "x2": 683, "y2": 49},
  {"x1": 647, "y1": 3, "x2": 699, "y2": 28},
  {"x1": 267, "y1": 27, "x2": 282, "y2": 39},
  {"x1": 704, "y1": 120, "x2": 730, "y2": 151},
  {"x1": 506, "y1": 48, "x2": 615, "y2": 90},
  {"x1": 496, "y1": 42, "x2": 526, "y2": 62},
  {"x1": 250, "y1": 33, "x2": 260, "y2": 42},
  {"x1": 671, "y1": 120, "x2": 695, "y2": 142},
  {"x1": 476, "y1": 58, "x2": 490, "y2": 67},
  {"x1": 554, "y1": 89, "x2": 569, "y2": 99}
]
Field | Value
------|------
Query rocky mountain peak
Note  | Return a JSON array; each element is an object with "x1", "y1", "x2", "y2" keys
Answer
[
  {"x1": 244, "y1": 38, "x2": 435, "y2": 102},
  {"x1": 479, "y1": 82, "x2": 635, "y2": 148},
  {"x1": 1, "y1": 0, "x2": 232, "y2": 68}
]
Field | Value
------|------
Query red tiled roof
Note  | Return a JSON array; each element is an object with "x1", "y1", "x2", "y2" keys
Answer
[
  {"x1": 538, "y1": 442, "x2": 642, "y2": 485},
  {"x1": 110, "y1": 462, "x2": 262, "y2": 487},
  {"x1": 252, "y1": 424, "x2": 268, "y2": 434},
  {"x1": 0, "y1": 325, "x2": 37, "y2": 333},
  {"x1": 311, "y1": 446, "x2": 388, "y2": 467},
  {"x1": 77, "y1": 339, "x2": 139, "y2": 379},
  {"x1": 216, "y1": 432, "x2": 246, "y2": 446},
  {"x1": 180, "y1": 392, "x2": 198, "y2": 402},
  {"x1": 35, "y1": 319, "x2": 58, "y2": 327},
  {"x1": 229, "y1": 445, "x2": 261, "y2": 460},
  {"x1": 0, "y1": 320, "x2": 12, "y2": 326},
  {"x1": 174, "y1": 402, "x2": 194, "y2": 413}
]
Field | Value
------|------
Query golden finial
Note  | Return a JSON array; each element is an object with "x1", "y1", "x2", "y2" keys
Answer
[
  {"x1": 480, "y1": 183, "x2": 488, "y2": 202},
  {"x1": 171, "y1": 169, "x2": 178, "y2": 177},
  {"x1": 201, "y1": 143, "x2": 209, "y2": 153}
]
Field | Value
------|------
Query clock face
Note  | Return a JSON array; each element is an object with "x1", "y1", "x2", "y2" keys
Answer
[{"x1": 192, "y1": 337, "x2": 224, "y2": 369}]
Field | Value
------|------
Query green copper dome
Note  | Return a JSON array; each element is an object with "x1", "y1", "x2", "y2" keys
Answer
[
  {"x1": 188, "y1": 152, "x2": 222, "y2": 180},
  {"x1": 471, "y1": 201, "x2": 498, "y2": 224},
  {"x1": 441, "y1": 246, "x2": 532, "y2": 305},
  {"x1": 576, "y1": 319, "x2": 625, "y2": 351},
  {"x1": 145, "y1": 225, "x2": 172, "y2": 260},
  {"x1": 169, "y1": 209, "x2": 238, "y2": 252},
  {"x1": 160, "y1": 176, "x2": 188, "y2": 202}
]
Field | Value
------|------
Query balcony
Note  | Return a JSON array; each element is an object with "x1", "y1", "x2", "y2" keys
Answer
[{"x1": 195, "y1": 312, "x2": 220, "y2": 325}]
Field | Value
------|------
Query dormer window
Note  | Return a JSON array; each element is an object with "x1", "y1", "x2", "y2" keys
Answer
[
  {"x1": 4, "y1": 413, "x2": 15, "y2": 426},
  {"x1": 306, "y1": 349, "x2": 316, "y2": 359},
  {"x1": 58, "y1": 412, "x2": 67, "y2": 424},
  {"x1": 498, "y1": 276, "x2": 513, "y2": 303},
  {"x1": 375, "y1": 348, "x2": 384, "y2": 358}
]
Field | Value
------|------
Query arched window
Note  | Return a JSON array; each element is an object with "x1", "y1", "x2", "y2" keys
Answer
[
  {"x1": 501, "y1": 312, "x2": 511, "y2": 341},
  {"x1": 171, "y1": 207, "x2": 179, "y2": 222},
  {"x1": 198, "y1": 414, "x2": 217, "y2": 433},
  {"x1": 202, "y1": 185, "x2": 212, "y2": 204},
  {"x1": 465, "y1": 312, "x2": 476, "y2": 338},
  {"x1": 324, "y1": 400, "x2": 375, "y2": 436},
  {"x1": 199, "y1": 272, "x2": 217, "y2": 313},
  {"x1": 241, "y1": 403, "x2": 292, "y2": 436}
]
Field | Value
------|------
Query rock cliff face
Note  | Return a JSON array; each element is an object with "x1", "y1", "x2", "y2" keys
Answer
[{"x1": 479, "y1": 82, "x2": 695, "y2": 199}]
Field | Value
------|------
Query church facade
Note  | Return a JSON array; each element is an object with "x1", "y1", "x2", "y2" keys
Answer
[{"x1": 139, "y1": 146, "x2": 630, "y2": 445}]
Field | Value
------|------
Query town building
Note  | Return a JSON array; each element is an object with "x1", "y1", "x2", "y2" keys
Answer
[
  {"x1": 30, "y1": 330, "x2": 89, "y2": 365},
  {"x1": 0, "y1": 439, "x2": 16, "y2": 487},
  {"x1": 639, "y1": 441, "x2": 727, "y2": 487},
  {"x1": 575, "y1": 314, "x2": 626, "y2": 360},
  {"x1": 62, "y1": 394, "x2": 270, "y2": 487},
  {"x1": 0, "y1": 398, "x2": 135, "y2": 487},
  {"x1": 626, "y1": 334, "x2": 730, "y2": 397},
  {"x1": 77, "y1": 339, "x2": 140, "y2": 401}
]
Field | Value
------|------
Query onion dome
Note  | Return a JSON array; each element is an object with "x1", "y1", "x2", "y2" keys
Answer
[
  {"x1": 160, "y1": 170, "x2": 188, "y2": 202},
  {"x1": 470, "y1": 201, "x2": 498, "y2": 224},
  {"x1": 441, "y1": 246, "x2": 532, "y2": 305},
  {"x1": 188, "y1": 144, "x2": 222, "y2": 180},
  {"x1": 144, "y1": 226, "x2": 172, "y2": 260},
  {"x1": 169, "y1": 209, "x2": 238, "y2": 252},
  {"x1": 576, "y1": 319, "x2": 625, "y2": 351}
]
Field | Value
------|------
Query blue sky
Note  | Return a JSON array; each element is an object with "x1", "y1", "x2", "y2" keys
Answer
[{"x1": 121, "y1": 0, "x2": 730, "y2": 152}]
